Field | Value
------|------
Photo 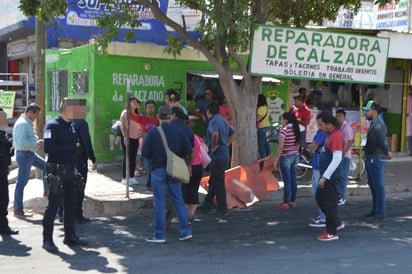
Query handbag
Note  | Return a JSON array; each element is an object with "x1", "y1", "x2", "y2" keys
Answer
[
  {"x1": 157, "y1": 126, "x2": 190, "y2": 184},
  {"x1": 195, "y1": 135, "x2": 211, "y2": 169},
  {"x1": 111, "y1": 120, "x2": 122, "y2": 136}
]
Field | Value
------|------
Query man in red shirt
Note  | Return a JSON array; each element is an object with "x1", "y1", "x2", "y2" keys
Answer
[
  {"x1": 131, "y1": 100, "x2": 159, "y2": 192},
  {"x1": 315, "y1": 111, "x2": 345, "y2": 241},
  {"x1": 289, "y1": 94, "x2": 311, "y2": 144}
]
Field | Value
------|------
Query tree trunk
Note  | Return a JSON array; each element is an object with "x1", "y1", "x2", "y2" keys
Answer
[
  {"x1": 35, "y1": 18, "x2": 46, "y2": 155},
  {"x1": 218, "y1": 74, "x2": 261, "y2": 167}
]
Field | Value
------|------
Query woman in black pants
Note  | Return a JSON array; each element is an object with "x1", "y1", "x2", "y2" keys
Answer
[{"x1": 120, "y1": 97, "x2": 143, "y2": 185}]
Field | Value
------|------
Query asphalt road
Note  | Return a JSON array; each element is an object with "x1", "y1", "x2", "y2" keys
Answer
[{"x1": 1, "y1": 191, "x2": 412, "y2": 274}]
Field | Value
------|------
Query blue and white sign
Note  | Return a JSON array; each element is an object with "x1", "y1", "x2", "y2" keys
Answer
[{"x1": 55, "y1": 0, "x2": 202, "y2": 44}]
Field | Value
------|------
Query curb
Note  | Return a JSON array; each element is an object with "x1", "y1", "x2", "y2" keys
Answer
[{"x1": 11, "y1": 158, "x2": 412, "y2": 217}]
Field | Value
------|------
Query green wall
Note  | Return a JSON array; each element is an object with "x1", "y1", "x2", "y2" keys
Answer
[{"x1": 46, "y1": 44, "x2": 220, "y2": 162}]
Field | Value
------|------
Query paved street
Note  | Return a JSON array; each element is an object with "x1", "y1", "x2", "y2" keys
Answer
[{"x1": 1, "y1": 193, "x2": 412, "y2": 273}]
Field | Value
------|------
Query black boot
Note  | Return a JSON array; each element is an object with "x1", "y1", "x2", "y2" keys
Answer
[
  {"x1": 43, "y1": 240, "x2": 59, "y2": 252},
  {"x1": 0, "y1": 227, "x2": 19, "y2": 235},
  {"x1": 63, "y1": 235, "x2": 88, "y2": 246}
]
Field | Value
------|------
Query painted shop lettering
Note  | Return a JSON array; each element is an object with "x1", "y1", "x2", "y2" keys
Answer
[
  {"x1": 112, "y1": 73, "x2": 165, "y2": 87},
  {"x1": 295, "y1": 48, "x2": 376, "y2": 66},
  {"x1": 264, "y1": 59, "x2": 288, "y2": 68},
  {"x1": 261, "y1": 28, "x2": 382, "y2": 53}
]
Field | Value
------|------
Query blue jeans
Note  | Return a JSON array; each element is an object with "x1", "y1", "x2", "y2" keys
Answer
[
  {"x1": 279, "y1": 154, "x2": 298, "y2": 204},
  {"x1": 151, "y1": 168, "x2": 192, "y2": 240},
  {"x1": 365, "y1": 156, "x2": 387, "y2": 217},
  {"x1": 257, "y1": 127, "x2": 271, "y2": 158},
  {"x1": 338, "y1": 157, "x2": 350, "y2": 199},
  {"x1": 14, "y1": 151, "x2": 48, "y2": 212},
  {"x1": 312, "y1": 169, "x2": 325, "y2": 221},
  {"x1": 144, "y1": 157, "x2": 152, "y2": 188}
]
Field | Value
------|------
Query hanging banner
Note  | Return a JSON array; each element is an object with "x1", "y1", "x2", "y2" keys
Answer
[
  {"x1": 0, "y1": 91, "x2": 16, "y2": 118},
  {"x1": 249, "y1": 25, "x2": 390, "y2": 84}
]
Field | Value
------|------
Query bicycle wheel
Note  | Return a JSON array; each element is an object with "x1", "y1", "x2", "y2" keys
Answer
[
  {"x1": 296, "y1": 154, "x2": 310, "y2": 179},
  {"x1": 349, "y1": 154, "x2": 365, "y2": 179}
]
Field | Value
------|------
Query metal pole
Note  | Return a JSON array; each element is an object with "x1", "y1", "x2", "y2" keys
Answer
[
  {"x1": 409, "y1": 0, "x2": 412, "y2": 32},
  {"x1": 359, "y1": 86, "x2": 364, "y2": 179},
  {"x1": 125, "y1": 79, "x2": 131, "y2": 198}
]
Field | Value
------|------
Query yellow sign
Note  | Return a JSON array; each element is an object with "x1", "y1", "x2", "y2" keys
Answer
[{"x1": 0, "y1": 91, "x2": 16, "y2": 118}]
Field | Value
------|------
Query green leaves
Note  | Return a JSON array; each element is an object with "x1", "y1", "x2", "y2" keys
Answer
[
  {"x1": 266, "y1": 0, "x2": 362, "y2": 27},
  {"x1": 163, "y1": 36, "x2": 184, "y2": 57},
  {"x1": 374, "y1": 0, "x2": 400, "y2": 7},
  {"x1": 19, "y1": 0, "x2": 67, "y2": 23}
]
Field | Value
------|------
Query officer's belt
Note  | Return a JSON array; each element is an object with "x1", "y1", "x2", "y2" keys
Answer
[
  {"x1": 17, "y1": 150, "x2": 34, "y2": 154},
  {"x1": 46, "y1": 162, "x2": 75, "y2": 170}
]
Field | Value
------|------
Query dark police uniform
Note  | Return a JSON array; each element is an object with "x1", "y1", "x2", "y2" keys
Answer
[
  {"x1": 72, "y1": 119, "x2": 96, "y2": 221},
  {"x1": 0, "y1": 130, "x2": 16, "y2": 235},
  {"x1": 42, "y1": 115, "x2": 86, "y2": 252}
]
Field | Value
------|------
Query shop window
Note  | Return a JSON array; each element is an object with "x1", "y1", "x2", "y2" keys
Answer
[
  {"x1": 49, "y1": 70, "x2": 68, "y2": 112},
  {"x1": 72, "y1": 71, "x2": 88, "y2": 95}
]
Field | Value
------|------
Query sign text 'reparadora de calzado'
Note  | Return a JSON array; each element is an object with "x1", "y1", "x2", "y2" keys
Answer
[{"x1": 250, "y1": 25, "x2": 390, "y2": 84}]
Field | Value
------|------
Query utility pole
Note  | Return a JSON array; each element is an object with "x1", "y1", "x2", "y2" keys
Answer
[
  {"x1": 409, "y1": 0, "x2": 412, "y2": 32},
  {"x1": 35, "y1": 17, "x2": 46, "y2": 142}
]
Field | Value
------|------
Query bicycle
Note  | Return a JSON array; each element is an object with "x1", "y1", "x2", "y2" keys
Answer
[
  {"x1": 297, "y1": 147, "x2": 313, "y2": 179},
  {"x1": 348, "y1": 149, "x2": 366, "y2": 179},
  {"x1": 296, "y1": 148, "x2": 366, "y2": 180},
  {"x1": 266, "y1": 124, "x2": 313, "y2": 179}
]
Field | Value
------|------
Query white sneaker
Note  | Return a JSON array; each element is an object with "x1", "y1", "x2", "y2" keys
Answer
[
  {"x1": 120, "y1": 178, "x2": 127, "y2": 185},
  {"x1": 308, "y1": 216, "x2": 326, "y2": 228},
  {"x1": 128, "y1": 177, "x2": 140, "y2": 185},
  {"x1": 337, "y1": 198, "x2": 346, "y2": 206}
]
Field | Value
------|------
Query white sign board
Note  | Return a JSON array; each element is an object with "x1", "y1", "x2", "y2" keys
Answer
[
  {"x1": 250, "y1": 25, "x2": 390, "y2": 84},
  {"x1": 375, "y1": 0, "x2": 408, "y2": 31}
]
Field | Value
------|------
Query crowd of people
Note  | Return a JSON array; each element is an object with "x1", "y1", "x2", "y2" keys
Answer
[
  {"x1": 268, "y1": 87, "x2": 392, "y2": 241},
  {"x1": 0, "y1": 85, "x2": 392, "y2": 248}
]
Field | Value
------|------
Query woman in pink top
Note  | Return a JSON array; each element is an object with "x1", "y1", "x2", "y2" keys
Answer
[
  {"x1": 274, "y1": 112, "x2": 301, "y2": 209},
  {"x1": 120, "y1": 97, "x2": 143, "y2": 185},
  {"x1": 183, "y1": 134, "x2": 205, "y2": 224}
]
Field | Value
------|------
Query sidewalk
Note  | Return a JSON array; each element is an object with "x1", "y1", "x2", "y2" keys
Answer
[{"x1": 8, "y1": 154, "x2": 412, "y2": 217}]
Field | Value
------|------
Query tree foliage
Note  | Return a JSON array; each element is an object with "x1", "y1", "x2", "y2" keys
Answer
[
  {"x1": 19, "y1": 0, "x2": 67, "y2": 23},
  {"x1": 266, "y1": 0, "x2": 362, "y2": 27}
]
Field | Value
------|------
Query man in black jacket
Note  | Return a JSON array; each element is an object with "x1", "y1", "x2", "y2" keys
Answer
[
  {"x1": 363, "y1": 101, "x2": 392, "y2": 221},
  {"x1": 73, "y1": 115, "x2": 97, "y2": 223},
  {"x1": 0, "y1": 109, "x2": 18, "y2": 235}
]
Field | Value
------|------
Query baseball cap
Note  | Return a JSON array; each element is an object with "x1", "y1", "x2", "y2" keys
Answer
[
  {"x1": 168, "y1": 92, "x2": 180, "y2": 102},
  {"x1": 363, "y1": 101, "x2": 379, "y2": 111},
  {"x1": 158, "y1": 105, "x2": 171, "y2": 120}
]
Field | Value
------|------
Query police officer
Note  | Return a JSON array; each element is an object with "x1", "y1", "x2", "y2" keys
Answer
[
  {"x1": 0, "y1": 108, "x2": 18, "y2": 235},
  {"x1": 73, "y1": 117, "x2": 97, "y2": 223},
  {"x1": 42, "y1": 98, "x2": 88, "y2": 252}
]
